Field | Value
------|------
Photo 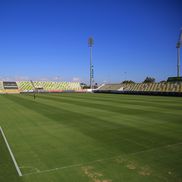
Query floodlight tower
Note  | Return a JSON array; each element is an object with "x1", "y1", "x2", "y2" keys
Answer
[
  {"x1": 176, "y1": 28, "x2": 182, "y2": 77},
  {"x1": 88, "y1": 37, "x2": 94, "y2": 89}
]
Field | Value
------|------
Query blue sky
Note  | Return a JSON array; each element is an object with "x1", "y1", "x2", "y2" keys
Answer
[{"x1": 0, "y1": 0, "x2": 181, "y2": 84}]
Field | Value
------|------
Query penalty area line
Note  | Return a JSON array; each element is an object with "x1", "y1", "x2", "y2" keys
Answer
[
  {"x1": 23, "y1": 141, "x2": 182, "y2": 177},
  {"x1": 0, "y1": 126, "x2": 22, "y2": 177}
]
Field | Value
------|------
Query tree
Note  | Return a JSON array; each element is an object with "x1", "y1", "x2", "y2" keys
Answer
[
  {"x1": 160, "y1": 80, "x2": 166, "y2": 83},
  {"x1": 80, "y1": 83, "x2": 90, "y2": 89},
  {"x1": 143, "y1": 77, "x2": 155, "y2": 83},
  {"x1": 122, "y1": 80, "x2": 135, "y2": 84},
  {"x1": 93, "y1": 83, "x2": 98, "y2": 89}
]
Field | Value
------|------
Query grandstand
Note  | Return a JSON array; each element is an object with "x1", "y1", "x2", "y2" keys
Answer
[
  {"x1": 0, "y1": 81, "x2": 82, "y2": 94},
  {"x1": 0, "y1": 81, "x2": 19, "y2": 94},
  {"x1": 0, "y1": 81, "x2": 4, "y2": 93},
  {"x1": 28, "y1": 81, "x2": 81, "y2": 92},
  {"x1": 17, "y1": 81, "x2": 34, "y2": 91},
  {"x1": 3, "y1": 81, "x2": 18, "y2": 89},
  {"x1": 1, "y1": 80, "x2": 182, "y2": 96},
  {"x1": 96, "y1": 82, "x2": 182, "y2": 96},
  {"x1": 97, "y1": 84, "x2": 123, "y2": 90}
]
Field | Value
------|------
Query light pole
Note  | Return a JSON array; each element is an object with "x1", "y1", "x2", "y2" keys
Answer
[
  {"x1": 176, "y1": 28, "x2": 182, "y2": 77},
  {"x1": 88, "y1": 37, "x2": 94, "y2": 89}
]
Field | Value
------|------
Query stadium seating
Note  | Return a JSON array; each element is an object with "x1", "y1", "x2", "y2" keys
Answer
[
  {"x1": 97, "y1": 82, "x2": 182, "y2": 94},
  {"x1": 16, "y1": 81, "x2": 81, "y2": 92},
  {"x1": 1, "y1": 80, "x2": 182, "y2": 95},
  {"x1": 0, "y1": 81, "x2": 4, "y2": 93},
  {"x1": 17, "y1": 81, "x2": 34, "y2": 91},
  {"x1": 98, "y1": 84, "x2": 123, "y2": 90},
  {"x1": 0, "y1": 81, "x2": 4, "y2": 90}
]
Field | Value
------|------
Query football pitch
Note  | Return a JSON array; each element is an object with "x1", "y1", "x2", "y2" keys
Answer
[{"x1": 0, "y1": 93, "x2": 182, "y2": 182}]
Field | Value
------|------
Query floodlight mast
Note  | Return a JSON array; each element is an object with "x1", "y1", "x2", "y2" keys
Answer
[
  {"x1": 88, "y1": 37, "x2": 94, "y2": 89},
  {"x1": 176, "y1": 28, "x2": 182, "y2": 77}
]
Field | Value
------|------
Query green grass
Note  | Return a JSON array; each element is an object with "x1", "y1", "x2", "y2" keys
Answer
[{"x1": 0, "y1": 93, "x2": 182, "y2": 182}]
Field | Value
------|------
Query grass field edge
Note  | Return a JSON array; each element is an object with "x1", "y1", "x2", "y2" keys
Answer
[{"x1": 0, "y1": 126, "x2": 22, "y2": 177}]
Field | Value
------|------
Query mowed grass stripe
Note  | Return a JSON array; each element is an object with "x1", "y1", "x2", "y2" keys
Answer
[
  {"x1": 38, "y1": 94, "x2": 182, "y2": 122},
  {"x1": 1, "y1": 96, "x2": 135, "y2": 173},
  {"x1": 51, "y1": 93, "x2": 182, "y2": 106},
  {"x1": 1, "y1": 96, "x2": 101, "y2": 169},
  {"x1": 6, "y1": 94, "x2": 182, "y2": 150},
  {"x1": 37, "y1": 94, "x2": 182, "y2": 140},
  {"x1": 0, "y1": 94, "x2": 182, "y2": 182},
  {"x1": 5, "y1": 94, "x2": 148, "y2": 151},
  {"x1": 40, "y1": 93, "x2": 181, "y2": 123},
  {"x1": 2, "y1": 94, "x2": 182, "y2": 151}
]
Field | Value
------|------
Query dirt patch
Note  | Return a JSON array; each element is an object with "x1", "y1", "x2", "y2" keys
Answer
[
  {"x1": 82, "y1": 166, "x2": 112, "y2": 182},
  {"x1": 95, "y1": 180, "x2": 112, "y2": 182},
  {"x1": 127, "y1": 165, "x2": 136, "y2": 170},
  {"x1": 126, "y1": 161, "x2": 137, "y2": 170},
  {"x1": 138, "y1": 166, "x2": 152, "y2": 176},
  {"x1": 168, "y1": 171, "x2": 172, "y2": 175},
  {"x1": 115, "y1": 157, "x2": 126, "y2": 164}
]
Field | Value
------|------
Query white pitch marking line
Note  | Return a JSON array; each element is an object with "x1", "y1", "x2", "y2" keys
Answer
[
  {"x1": 19, "y1": 166, "x2": 40, "y2": 173},
  {"x1": 0, "y1": 126, "x2": 22, "y2": 176},
  {"x1": 23, "y1": 141, "x2": 182, "y2": 177}
]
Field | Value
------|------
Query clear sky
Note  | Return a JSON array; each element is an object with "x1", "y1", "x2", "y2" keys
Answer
[{"x1": 0, "y1": 0, "x2": 181, "y2": 84}]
